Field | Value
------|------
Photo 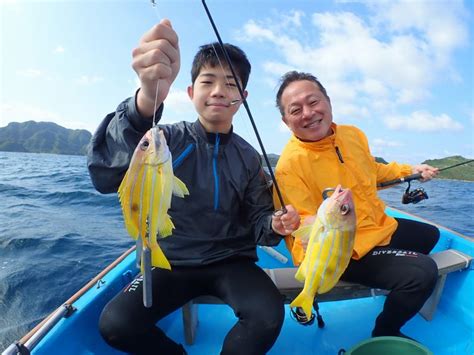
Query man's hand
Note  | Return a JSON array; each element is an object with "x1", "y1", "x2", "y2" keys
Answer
[
  {"x1": 132, "y1": 19, "x2": 180, "y2": 118},
  {"x1": 271, "y1": 205, "x2": 300, "y2": 236},
  {"x1": 412, "y1": 164, "x2": 439, "y2": 182}
]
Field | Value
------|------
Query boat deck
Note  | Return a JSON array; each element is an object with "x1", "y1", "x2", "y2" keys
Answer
[{"x1": 28, "y1": 208, "x2": 473, "y2": 354}]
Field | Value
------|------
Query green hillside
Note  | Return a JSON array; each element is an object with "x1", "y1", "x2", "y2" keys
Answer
[
  {"x1": 0, "y1": 121, "x2": 91, "y2": 155},
  {"x1": 423, "y1": 156, "x2": 474, "y2": 181}
]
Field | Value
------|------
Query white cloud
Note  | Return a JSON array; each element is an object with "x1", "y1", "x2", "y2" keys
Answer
[
  {"x1": 163, "y1": 89, "x2": 194, "y2": 115},
  {"x1": 396, "y1": 88, "x2": 429, "y2": 105},
  {"x1": 278, "y1": 120, "x2": 290, "y2": 133},
  {"x1": 54, "y1": 46, "x2": 65, "y2": 54},
  {"x1": 369, "y1": 0, "x2": 469, "y2": 62},
  {"x1": 0, "y1": 103, "x2": 95, "y2": 132},
  {"x1": 76, "y1": 75, "x2": 104, "y2": 85},
  {"x1": 372, "y1": 138, "x2": 402, "y2": 148},
  {"x1": 17, "y1": 68, "x2": 42, "y2": 78},
  {"x1": 0, "y1": 103, "x2": 62, "y2": 127},
  {"x1": 238, "y1": 1, "x2": 469, "y2": 124},
  {"x1": 384, "y1": 110, "x2": 463, "y2": 132}
]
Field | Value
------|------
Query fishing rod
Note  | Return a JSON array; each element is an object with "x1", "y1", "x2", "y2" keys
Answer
[
  {"x1": 378, "y1": 159, "x2": 474, "y2": 188},
  {"x1": 200, "y1": 0, "x2": 287, "y2": 212},
  {"x1": 377, "y1": 159, "x2": 474, "y2": 204}
]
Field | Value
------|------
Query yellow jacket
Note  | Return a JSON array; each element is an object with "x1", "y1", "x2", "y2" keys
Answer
[{"x1": 274, "y1": 123, "x2": 412, "y2": 265}]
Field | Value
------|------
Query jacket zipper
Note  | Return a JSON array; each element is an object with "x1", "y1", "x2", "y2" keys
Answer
[
  {"x1": 213, "y1": 134, "x2": 220, "y2": 210},
  {"x1": 335, "y1": 146, "x2": 344, "y2": 163}
]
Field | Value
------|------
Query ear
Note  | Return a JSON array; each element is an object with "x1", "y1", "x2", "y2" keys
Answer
[
  {"x1": 243, "y1": 90, "x2": 248, "y2": 100},
  {"x1": 282, "y1": 115, "x2": 288, "y2": 125},
  {"x1": 187, "y1": 85, "x2": 194, "y2": 99}
]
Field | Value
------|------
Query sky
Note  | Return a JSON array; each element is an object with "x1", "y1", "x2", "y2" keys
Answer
[{"x1": 1, "y1": 0, "x2": 473, "y2": 164}]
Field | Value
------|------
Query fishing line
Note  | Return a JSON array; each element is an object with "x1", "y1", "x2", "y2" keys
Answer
[
  {"x1": 200, "y1": 0, "x2": 287, "y2": 211},
  {"x1": 150, "y1": 0, "x2": 163, "y2": 127}
]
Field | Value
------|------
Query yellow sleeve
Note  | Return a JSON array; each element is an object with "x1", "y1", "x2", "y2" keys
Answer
[{"x1": 354, "y1": 126, "x2": 412, "y2": 187}]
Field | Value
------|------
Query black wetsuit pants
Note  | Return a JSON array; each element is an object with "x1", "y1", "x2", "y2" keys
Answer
[
  {"x1": 98, "y1": 258, "x2": 284, "y2": 355},
  {"x1": 340, "y1": 218, "x2": 440, "y2": 336}
]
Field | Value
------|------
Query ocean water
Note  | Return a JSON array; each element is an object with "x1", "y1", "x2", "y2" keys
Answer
[{"x1": 0, "y1": 151, "x2": 473, "y2": 350}]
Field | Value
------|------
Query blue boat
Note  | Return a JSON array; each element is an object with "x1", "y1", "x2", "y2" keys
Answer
[{"x1": 3, "y1": 207, "x2": 473, "y2": 355}]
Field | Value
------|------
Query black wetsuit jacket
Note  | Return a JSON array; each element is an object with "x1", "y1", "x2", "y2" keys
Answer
[{"x1": 87, "y1": 96, "x2": 282, "y2": 266}]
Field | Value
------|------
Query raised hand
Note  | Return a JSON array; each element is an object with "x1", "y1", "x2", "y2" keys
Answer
[{"x1": 132, "y1": 19, "x2": 180, "y2": 118}]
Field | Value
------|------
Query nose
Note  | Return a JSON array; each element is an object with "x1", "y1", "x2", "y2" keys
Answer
[
  {"x1": 210, "y1": 82, "x2": 226, "y2": 98},
  {"x1": 301, "y1": 105, "x2": 313, "y2": 120}
]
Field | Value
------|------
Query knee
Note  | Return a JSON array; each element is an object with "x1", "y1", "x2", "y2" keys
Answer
[
  {"x1": 426, "y1": 225, "x2": 440, "y2": 249},
  {"x1": 409, "y1": 256, "x2": 438, "y2": 292},
  {"x1": 248, "y1": 295, "x2": 285, "y2": 333},
  {"x1": 98, "y1": 302, "x2": 132, "y2": 348}
]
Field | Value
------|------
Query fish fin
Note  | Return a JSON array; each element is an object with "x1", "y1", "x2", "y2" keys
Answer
[
  {"x1": 157, "y1": 215, "x2": 174, "y2": 238},
  {"x1": 172, "y1": 176, "x2": 189, "y2": 198},
  {"x1": 290, "y1": 292, "x2": 315, "y2": 320},
  {"x1": 150, "y1": 242, "x2": 172, "y2": 270},
  {"x1": 292, "y1": 225, "x2": 313, "y2": 241}
]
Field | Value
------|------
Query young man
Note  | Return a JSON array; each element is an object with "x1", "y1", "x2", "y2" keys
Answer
[
  {"x1": 273, "y1": 71, "x2": 440, "y2": 340},
  {"x1": 87, "y1": 20, "x2": 299, "y2": 355}
]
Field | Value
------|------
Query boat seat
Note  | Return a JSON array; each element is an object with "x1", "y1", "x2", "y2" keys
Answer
[{"x1": 182, "y1": 249, "x2": 472, "y2": 345}]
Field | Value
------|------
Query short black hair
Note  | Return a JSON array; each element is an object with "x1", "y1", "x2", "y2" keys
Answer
[
  {"x1": 275, "y1": 71, "x2": 330, "y2": 115},
  {"x1": 191, "y1": 42, "x2": 251, "y2": 89}
]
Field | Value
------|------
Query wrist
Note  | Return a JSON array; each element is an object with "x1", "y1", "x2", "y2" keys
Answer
[{"x1": 136, "y1": 89, "x2": 158, "y2": 118}]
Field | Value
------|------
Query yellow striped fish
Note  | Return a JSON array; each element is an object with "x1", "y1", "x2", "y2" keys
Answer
[
  {"x1": 290, "y1": 185, "x2": 356, "y2": 319},
  {"x1": 118, "y1": 126, "x2": 189, "y2": 271}
]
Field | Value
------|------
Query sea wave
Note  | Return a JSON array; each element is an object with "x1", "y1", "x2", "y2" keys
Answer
[{"x1": 0, "y1": 150, "x2": 472, "y2": 350}]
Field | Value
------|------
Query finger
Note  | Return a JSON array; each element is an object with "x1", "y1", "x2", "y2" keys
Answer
[
  {"x1": 134, "y1": 39, "x2": 179, "y2": 62},
  {"x1": 133, "y1": 41, "x2": 179, "y2": 69},
  {"x1": 137, "y1": 65, "x2": 174, "y2": 84},
  {"x1": 140, "y1": 20, "x2": 179, "y2": 50}
]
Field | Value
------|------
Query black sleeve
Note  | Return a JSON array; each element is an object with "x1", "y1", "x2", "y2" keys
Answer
[
  {"x1": 245, "y1": 155, "x2": 283, "y2": 246},
  {"x1": 86, "y1": 94, "x2": 163, "y2": 194}
]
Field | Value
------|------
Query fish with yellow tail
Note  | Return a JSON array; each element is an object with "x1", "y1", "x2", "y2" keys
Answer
[
  {"x1": 118, "y1": 125, "x2": 189, "y2": 306},
  {"x1": 290, "y1": 185, "x2": 356, "y2": 320}
]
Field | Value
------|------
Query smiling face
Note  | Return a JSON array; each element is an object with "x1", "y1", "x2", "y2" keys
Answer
[
  {"x1": 187, "y1": 65, "x2": 246, "y2": 133},
  {"x1": 280, "y1": 80, "x2": 333, "y2": 142}
]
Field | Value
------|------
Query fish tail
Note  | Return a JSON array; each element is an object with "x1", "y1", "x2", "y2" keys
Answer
[
  {"x1": 150, "y1": 241, "x2": 171, "y2": 270},
  {"x1": 290, "y1": 291, "x2": 314, "y2": 320}
]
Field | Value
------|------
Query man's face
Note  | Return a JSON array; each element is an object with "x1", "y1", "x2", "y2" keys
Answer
[
  {"x1": 187, "y1": 65, "x2": 246, "y2": 133},
  {"x1": 281, "y1": 80, "x2": 333, "y2": 142}
]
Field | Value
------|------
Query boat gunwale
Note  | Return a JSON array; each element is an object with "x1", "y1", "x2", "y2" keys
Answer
[{"x1": 16, "y1": 246, "x2": 136, "y2": 348}]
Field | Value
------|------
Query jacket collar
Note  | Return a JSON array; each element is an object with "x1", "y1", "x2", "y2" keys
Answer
[
  {"x1": 192, "y1": 119, "x2": 233, "y2": 145},
  {"x1": 291, "y1": 123, "x2": 337, "y2": 151}
]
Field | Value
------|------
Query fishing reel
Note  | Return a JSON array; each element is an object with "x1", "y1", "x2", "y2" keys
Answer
[{"x1": 402, "y1": 181, "x2": 429, "y2": 204}]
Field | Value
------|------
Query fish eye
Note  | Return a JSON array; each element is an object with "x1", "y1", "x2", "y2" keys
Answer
[
  {"x1": 340, "y1": 204, "x2": 350, "y2": 215},
  {"x1": 140, "y1": 140, "x2": 150, "y2": 151}
]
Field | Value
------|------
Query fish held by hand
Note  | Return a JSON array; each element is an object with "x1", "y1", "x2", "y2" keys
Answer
[
  {"x1": 290, "y1": 185, "x2": 356, "y2": 319},
  {"x1": 118, "y1": 126, "x2": 189, "y2": 270}
]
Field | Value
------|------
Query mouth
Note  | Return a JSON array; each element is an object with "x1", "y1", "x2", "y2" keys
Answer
[
  {"x1": 206, "y1": 102, "x2": 230, "y2": 108},
  {"x1": 304, "y1": 118, "x2": 323, "y2": 128}
]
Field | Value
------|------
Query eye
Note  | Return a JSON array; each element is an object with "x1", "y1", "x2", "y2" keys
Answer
[
  {"x1": 340, "y1": 204, "x2": 350, "y2": 215},
  {"x1": 226, "y1": 82, "x2": 237, "y2": 87},
  {"x1": 290, "y1": 108, "x2": 301, "y2": 116},
  {"x1": 310, "y1": 100, "x2": 319, "y2": 106},
  {"x1": 140, "y1": 140, "x2": 150, "y2": 151}
]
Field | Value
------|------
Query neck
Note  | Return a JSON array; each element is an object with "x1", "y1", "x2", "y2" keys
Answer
[{"x1": 199, "y1": 117, "x2": 232, "y2": 134}]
